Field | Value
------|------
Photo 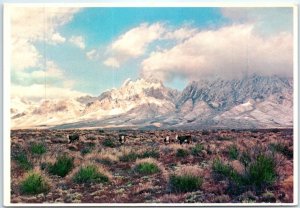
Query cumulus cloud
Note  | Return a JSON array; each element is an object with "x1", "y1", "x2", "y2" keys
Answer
[
  {"x1": 11, "y1": 84, "x2": 86, "y2": 100},
  {"x1": 103, "y1": 57, "x2": 120, "y2": 68},
  {"x1": 141, "y1": 24, "x2": 293, "y2": 81},
  {"x1": 86, "y1": 49, "x2": 98, "y2": 60},
  {"x1": 104, "y1": 23, "x2": 165, "y2": 68},
  {"x1": 221, "y1": 8, "x2": 293, "y2": 35},
  {"x1": 69, "y1": 35, "x2": 86, "y2": 49},
  {"x1": 163, "y1": 27, "x2": 198, "y2": 41},
  {"x1": 10, "y1": 7, "x2": 80, "y2": 71}
]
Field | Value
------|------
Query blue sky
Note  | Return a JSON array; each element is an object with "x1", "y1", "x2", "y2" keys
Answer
[{"x1": 10, "y1": 7, "x2": 293, "y2": 99}]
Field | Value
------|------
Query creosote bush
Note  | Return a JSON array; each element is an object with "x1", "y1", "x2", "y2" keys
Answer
[
  {"x1": 14, "y1": 152, "x2": 32, "y2": 170},
  {"x1": 228, "y1": 145, "x2": 239, "y2": 160},
  {"x1": 30, "y1": 143, "x2": 47, "y2": 155},
  {"x1": 73, "y1": 165, "x2": 109, "y2": 184},
  {"x1": 139, "y1": 149, "x2": 160, "y2": 158},
  {"x1": 169, "y1": 166, "x2": 203, "y2": 193},
  {"x1": 20, "y1": 172, "x2": 49, "y2": 195},
  {"x1": 48, "y1": 154, "x2": 74, "y2": 177},
  {"x1": 191, "y1": 144, "x2": 204, "y2": 156},
  {"x1": 269, "y1": 143, "x2": 293, "y2": 159},
  {"x1": 176, "y1": 149, "x2": 189, "y2": 158},
  {"x1": 212, "y1": 152, "x2": 277, "y2": 192},
  {"x1": 134, "y1": 158, "x2": 161, "y2": 175},
  {"x1": 102, "y1": 138, "x2": 116, "y2": 148}
]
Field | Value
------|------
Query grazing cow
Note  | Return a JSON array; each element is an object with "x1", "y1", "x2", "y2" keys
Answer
[
  {"x1": 119, "y1": 134, "x2": 127, "y2": 144},
  {"x1": 164, "y1": 136, "x2": 170, "y2": 144},
  {"x1": 69, "y1": 134, "x2": 79, "y2": 143},
  {"x1": 177, "y1": 135, "x2": 192, "y2": 144}
]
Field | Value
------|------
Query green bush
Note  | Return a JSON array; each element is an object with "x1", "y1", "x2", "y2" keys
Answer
[
  {"x1": 269, "y1": 143, "x2": 293, "y2": 159},
  {"x1": 169, "y1": 174, "x2": 203, "y2": 193},
  {"x1": 135, "y1": 162, "x2": 160, "y2": 175},
  {"x1": 140, "y1": 149, "x2": 160, "y2": 158},
  {"x1": 176, "y1": 149, "x2": 189, "y2": 158},
  {"x1": 81, "y1": 147, "x2": 92, "y2": 155},
  {"x1": 102, "y1": 138, "x2": 116, "y2": 148},
  {"x1": 239, "y1": 151, "x2": 251, "y2": 167},
  {"x1": 48, "y1": 155, "x2": 74, "y2": 177},
  {"x1": 246, "y1": 154, "x2": 277, "y2": 188},
  {"x1": 213, "y1": 153, "x2": 277, "y2": 191},
  {"x1": 14, "y1": 152, "x2": 32, "y2": 170},
  {"x1": 20, "y1": 172, "x2": 49, "y2": 195},
  {"x1": 73, "y1": 165, "x2": 109, "y2": 184},
  {"x1": 191, "y1": 144, "x2": 204, "y2": 156},
  {"x1": 30, "y1": 143, "x2": 47, "y2": 155},
  {"x1": 119, "y1": 152, "x2": 139, "y2": 162},
  {"x1": 228, "y1": 145, "x2": 239, "y2": 160}
]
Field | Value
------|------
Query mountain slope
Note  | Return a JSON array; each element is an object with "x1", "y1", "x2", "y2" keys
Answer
[{"x1": 11, "y1": 75, "x2": 293, "y2": 129}]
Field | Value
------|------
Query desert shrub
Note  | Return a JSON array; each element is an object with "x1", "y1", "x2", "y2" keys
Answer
[
  {"x1": 269, "y1": 143, "x2": 293, "y2": 159},
  {"x1": 48, "y1": 154, "x2": 74, "y2": 177},
  {"x1": 20, "y1": 172, "x2": 49, "y2": 195},
  {"x1": 191, "y1": 144, "x2": 204, "y2": 156},
  {"x1": 216, "y1": 136, "x2": 233, "y2": 141},
  {"x1": 98, "y1": 129, "x2": 105, "y2": 133},
  {"x1": 73, "y1": 165, "x2": 109, "y2": 184},
  {"x1": 30, "y1": 143, "x2": 47, "y2": 155},
  {"x1": 213, "y1": 153, "x2": 277, "y2": 192},
  {"x1": 228, "y1": 145, "x2": 239, "y2": 160},
  {"x1": 246, "y1": 154, "x2": 277, "y2": 188},
  {"x1": 139, "y1": 149, "x2": 160, "y2": 158},
  {"x1": 134, "y1": 162, "x2": 160, "y2": 175},
  {"x1": 119, "y1": 152, "x2": 139, "y2": 162},
  {"x1": 169, "y1": 166, "x2": 203, "y2": 193},
  {"x1": 239, "y1": 151, "x2": 251, "y2": 167},
  {"x1": 81, "y1": 147, "x2": 92, "y2": 155},
  {"x1": 14, "y1": 152, "x2": 32, "y2": 170},
  {"x1": 176, "y1": 149, "x2": 189, "y2": 157},
  {"x1": 87, "y1": 136, "x2": 97, "y2": 140},
  {"x1": 212, "y1": 159, "x2": 234, "y2": 179},
  {"x1": 102, "y1": 138, "x2": 116, "y2": 148}
]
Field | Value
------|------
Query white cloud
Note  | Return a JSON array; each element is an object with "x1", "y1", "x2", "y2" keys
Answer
[
  {"x1": 103, "y1": 57, "x2": 120, "y2": 68},
  {"x1": 11, "y1": 84, "x2": 86, "y2": 100},
  {"x1": 221, "y1": 8, "x2": 293, "y2": 35},
  {"x1": 69, "y1": 35, "x2": 85, "y2": 49},
  {"x1": 12, "y1": 39, "x2": 41, "y2": 71},
  {"x1": 163, "y1": 27, "x2": 197, "y2": 41},
  {"x1": 105, "y1": 23, "x2": 165, "y2": 68},
  {"x1": 10, "y1": 7, "x2": 80, "y2": 71},
  {"x1": 86, "y1": 49, "x2": 98, "y2": 60},
  {"x1": 141, "y1": 24, "x2": 293, "y2": 81},
  {"x1": 51, "y1": 32, "x2": 66, "y2": 44}
]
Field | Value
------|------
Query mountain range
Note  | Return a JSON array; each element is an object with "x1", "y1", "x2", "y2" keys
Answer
[{"x1": 11, "y1": 75, "x2": 293, "y2": 129}]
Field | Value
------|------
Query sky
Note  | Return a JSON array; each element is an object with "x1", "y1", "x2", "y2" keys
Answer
[{"x1": 9, "y1": 6, "x2": 294, "y2": 100}]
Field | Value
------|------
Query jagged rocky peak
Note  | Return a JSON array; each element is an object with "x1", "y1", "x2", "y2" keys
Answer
[{"x1": 177, "y1": 74, "x2": 293, "y2": 110}]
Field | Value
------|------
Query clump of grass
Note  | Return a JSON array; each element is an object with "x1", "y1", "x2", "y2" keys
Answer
[
  {"x1": 134, "y1": 158, "x2": 160, "y2": 175},
  {"x1": 13, "y1": 152, "x2": 32, "y2": 170},
  {"x1": 169, "y1": 166, "x2": 203, "y2": 193},
  {"x1": 48, "y1": 154, "x2": 74, "y2": 177},
  {"x1": 102, "y1": 138, "x2": 116, "y2": 148},
  {"x1": 139, "y1": 149, "x2": 160, "y2": 158},
  {"x1": 246, "y1": 154, "x2": 277, "y2": 188},
  {"x1": 20, "y1": 172, "x2": 49, "y2": 195},
  {"x1": 30, "y1": 143, "x2": 47, "y2": 155},
  {"x1": 269, "y1": 143, "x2": 293, "y2": 159},
  {"x1": 176, "y1": 149, "x2": 189, "y2": 157},
  {"x1": 191, "y1": 144, "x2": 204, "y2": 156},
  {"x1": 119, "y1": 152, "x2": 139, "y2": 162},
  {"x1": 73, "y1": 165, "x2": 109, "y2": 184},
  {"x1": 228, "y1": 145, "x2": 239, "y2": 160},
  {"x1": 212, "y1": 152, "x2": 277, "y2": 192},
  {"x1": 239, "y1": 151, "x2": 252, "y2": 167}
]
